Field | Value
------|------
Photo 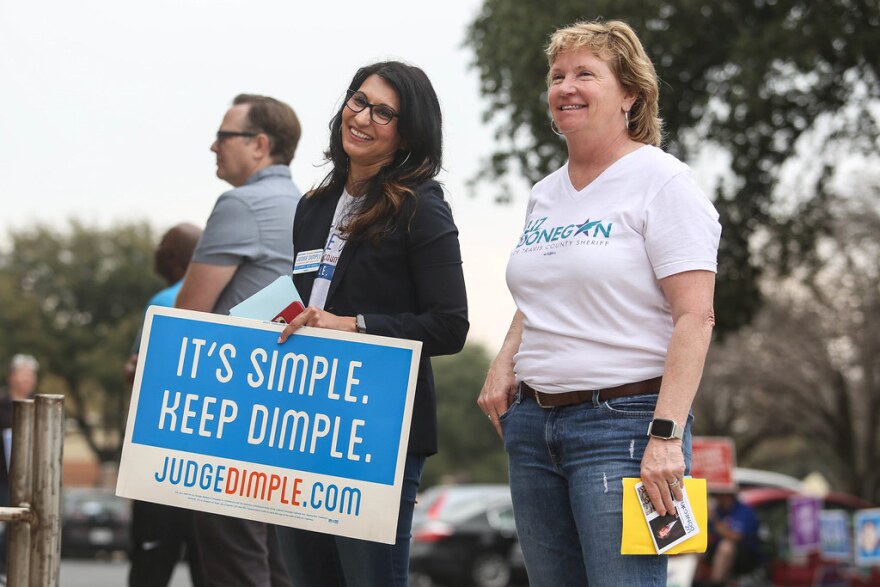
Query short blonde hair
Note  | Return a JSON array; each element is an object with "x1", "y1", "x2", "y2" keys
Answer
[{"x1": 546, "y1": 20, "x2": 662, "y2": 146}]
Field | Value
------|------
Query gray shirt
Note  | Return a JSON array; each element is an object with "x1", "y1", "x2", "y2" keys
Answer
[{"x1": 193, "y1": 165, "x2": 301, "y2": 315}]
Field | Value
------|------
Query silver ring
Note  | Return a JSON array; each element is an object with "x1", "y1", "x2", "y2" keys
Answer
[
  {"x1": 487, "y1": 414, "x2": 493, "y2": 420},
  {"x1": 668, "y1": 479, "x2": 680, "y2": 488}
]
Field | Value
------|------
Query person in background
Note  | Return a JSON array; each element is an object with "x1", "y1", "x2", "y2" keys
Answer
[
  {"x1": 0, "y1": 354, "x2": 39, "y2": 577},
  {"x1": 125, "y1": 223, "x2": 204, "y2": 587},
  {"x1": 699, "y1": 489, "x2": 762, "y2": 587},
  {"x1": 276, "y1": 60, "x2": 469, "y2": 587},
  {"x1": 124, "y1": 223, "x2": 202, "y2": 384},
  {"x1": 175, "y1": 93, "x2": 302, "y2": 587},
  {"x1": 478, "y1": 19, "x2": 721, "y2": 586},
  {"x1": 175, "y1": 94, "x2": 301, "y2": 587}
]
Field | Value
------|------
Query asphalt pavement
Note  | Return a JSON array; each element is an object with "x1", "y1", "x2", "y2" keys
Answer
[{"x1": 60, "y1": 559, "x2": 193, "y2": 587}]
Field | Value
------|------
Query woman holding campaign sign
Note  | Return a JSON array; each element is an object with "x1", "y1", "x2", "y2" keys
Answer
[
  {"x1": 276, "y1": 61, "x2": 468, "y2": 586},
  {"x1": 477, "y1": 19, "x2": 721, "y2": 586}
]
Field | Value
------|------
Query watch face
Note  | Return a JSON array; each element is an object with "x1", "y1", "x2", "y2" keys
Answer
[{"x1": 651, "y1": 419, "x2": 675, "y2": 438}]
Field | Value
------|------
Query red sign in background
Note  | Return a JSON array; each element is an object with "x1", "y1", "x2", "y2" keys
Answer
[{"x1": 690, "y1": 436, "x2": 737, "y2": 491}]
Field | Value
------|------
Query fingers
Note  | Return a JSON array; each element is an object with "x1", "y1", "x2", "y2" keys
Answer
[
  {"x1": 641, "y1": 438, "x2": 685, "y2": 515},
  {"x1": 277, "y1": 322, "x2": 297, "y2": 343},
  {"x1": 480, "y1": 406, "x2": 504, "y2": 439},
  {"x1": 277, "y1": 307, "x2": 316, "y2": 343},
  {"x1": 477, "y1": 375, "x2": 516, "y2": 440},
  {"x1": 277, "y1": 308, "x2": 356, "y2": 344},
  {"x1": 668, "y1": 477, "x2": 684, "y2": 502},
  {"x1": 482, "y1": 412, "x2": 502, "y2": 438},
  {"x1": 659, "y1": 477, "x2": 682, "y2": 514},
  {"x1": 481, "y1": 399, "x2": 510, "y2": 423},
  {"x1": 489, "y1": 416, "x2": 502, "y2": 438},
  {"x1": 477, "y1": 384, "x2": 512, "y2": 419},
  {"x1": 642, "y1": 477, "x2": 682, "y2": 516}
]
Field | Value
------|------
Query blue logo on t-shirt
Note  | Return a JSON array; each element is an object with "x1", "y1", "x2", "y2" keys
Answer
[{"x1": 517, "y1": 216, "x2": 613, "y2": 248}]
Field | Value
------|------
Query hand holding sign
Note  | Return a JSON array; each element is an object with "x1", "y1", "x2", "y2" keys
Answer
[{"x1": 277, "y1": 306, "x2": 359, "y2": 343}]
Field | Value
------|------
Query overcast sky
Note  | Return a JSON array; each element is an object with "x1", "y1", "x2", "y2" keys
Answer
[{"x1": 0, "y1": 0, "x2": 527, "y2": 352}]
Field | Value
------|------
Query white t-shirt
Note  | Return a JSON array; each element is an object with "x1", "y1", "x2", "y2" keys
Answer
[
  {"x1": 309, "y1": 190, "x2": 355, "y2": 310},
  {"x1": 506, "y1": 145, "x2": 721, "y2": 393}
]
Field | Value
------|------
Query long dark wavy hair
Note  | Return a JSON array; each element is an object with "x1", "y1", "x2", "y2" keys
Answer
[{"x1": 310, "y1": 61, "x2": 443, "y2": 244}]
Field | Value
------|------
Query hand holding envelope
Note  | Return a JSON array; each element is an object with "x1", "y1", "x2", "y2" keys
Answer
[{"x1": 621, "y1": 477, "x2": 708, "y2": 555}]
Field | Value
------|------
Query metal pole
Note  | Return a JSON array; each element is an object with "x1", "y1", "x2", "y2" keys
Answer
[
  {"x1": 29, "y1": 395, "x2": 64, "y2": 587},
  {"x1": 7, "y1": 399, "x2": 35, "y2": 587}
]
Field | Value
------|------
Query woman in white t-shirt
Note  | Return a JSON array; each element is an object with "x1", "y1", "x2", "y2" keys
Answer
[{"x1": 478, "y1": 20, "x2": 721, "y2": 586}]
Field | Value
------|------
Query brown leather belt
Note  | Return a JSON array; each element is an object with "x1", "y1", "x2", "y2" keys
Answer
[{"x1": 520, "y1": 377, "x2": 662, "y2": 408}]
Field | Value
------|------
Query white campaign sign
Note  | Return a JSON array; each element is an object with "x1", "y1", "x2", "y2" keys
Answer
[{"x1": 117, "y1": 307, "x2": 421, "y2": 544}]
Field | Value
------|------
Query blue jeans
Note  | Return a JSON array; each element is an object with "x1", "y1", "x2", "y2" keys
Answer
[
  {"x1": 502, "y1": 390, "x2": 692, "y2": 587},
  {"x1": 277, "y1": 453, "x2": 425, "y2": 587}
]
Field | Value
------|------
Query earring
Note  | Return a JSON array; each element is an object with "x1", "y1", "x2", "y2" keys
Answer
[
  {"x1": 624, "y1": 110, "x2": 630, "y2": 129},
  {"x1": 398, "y1": 151, "x2": 412, "y2": 167},
  {"x1": 550, "y1": 119, "x2": 563, "y2": 136}
]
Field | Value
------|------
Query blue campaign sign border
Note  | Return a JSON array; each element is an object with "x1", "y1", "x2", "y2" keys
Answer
[
  {"x1": 855, "y1": 508, "x2": 880, "y2": 567},
  {"x1": 127, "y1": 307, "x2": 421, "y2": 487}
]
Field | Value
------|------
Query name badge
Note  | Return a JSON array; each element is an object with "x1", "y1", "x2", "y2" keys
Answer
[{"x1": 292, "y1": 249, "x2": 323, "y2": 274}]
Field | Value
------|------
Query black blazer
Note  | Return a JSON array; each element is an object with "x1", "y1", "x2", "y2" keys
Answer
[{"x1": 292, "y1": 180, "x2": 469, "y2": 454}]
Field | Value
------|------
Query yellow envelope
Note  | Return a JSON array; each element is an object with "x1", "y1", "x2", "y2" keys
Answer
[{"x1": 621, "y1": 477, "x2": 708, "y2": 555}]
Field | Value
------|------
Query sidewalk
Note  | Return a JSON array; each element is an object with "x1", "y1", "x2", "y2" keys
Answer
[{"x1": 60, "y1": 559, "x2": 193, "y2": 587}]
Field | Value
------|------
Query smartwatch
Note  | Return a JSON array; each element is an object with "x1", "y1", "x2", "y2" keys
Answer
[
  {"x1": 355, "y1": 314, "x2": 367, "y2": 334},
  {"x1": 647, "y1": 418, "x2": 684, "y2": 441}
]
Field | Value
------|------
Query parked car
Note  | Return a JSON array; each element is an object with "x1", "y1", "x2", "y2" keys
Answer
[
  {"x1": 61, "y1": 487, "x2": 131, "y2": 558},
  {"x1": 409, "y1": 484, "x2": 525, "y2": 587},
  {"x1": 738, "y1": 487, "x2": 880, "y2": 587},
  {"x1": 734, "y1": 467, "x2": 803, "y2": 492}
]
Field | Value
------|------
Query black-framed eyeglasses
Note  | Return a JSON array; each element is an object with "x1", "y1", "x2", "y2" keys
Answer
[
  {"x1": 345, "y1": 90, "x2": 399, "y2": 125},
  {"x1": 215, "y1": 130, "x2": 258, "y2": 143}
]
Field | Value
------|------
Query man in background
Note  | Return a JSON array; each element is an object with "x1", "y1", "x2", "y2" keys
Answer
[
  {"x1": 699, "y1": 488, "x2": 763, "y2": 587},
  {"x1": 126, "y1": 222, "x2": 204, "y2": 587},
  {"x1": 0, "y1": 353, "x2": 39, "y2": 578},
  {"x1": 175, "y1": 93, "x2": 301, "y2": 587},
  {"x1": 124, "y1": 223, "x2": 202, "y2": 384}
]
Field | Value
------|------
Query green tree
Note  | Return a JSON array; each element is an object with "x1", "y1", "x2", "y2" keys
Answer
[
  {"x1": 0, "y1": 221, "x2": 164, "y2": 463},
  {"x1": 422, "y1": 343, "x2": 508, "y2": 488},
  {"x1": 465, "y1": 0, "x2": 880, "y2": 335}
]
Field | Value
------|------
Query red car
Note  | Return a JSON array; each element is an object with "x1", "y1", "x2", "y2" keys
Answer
[{"x1": 737, "y1": 487, "x2": 880, "y2": 586}]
